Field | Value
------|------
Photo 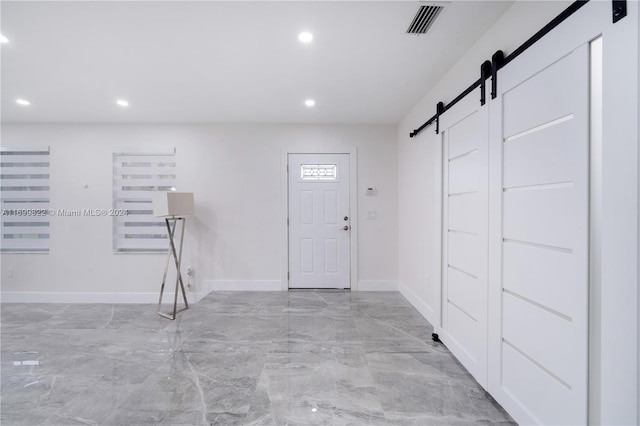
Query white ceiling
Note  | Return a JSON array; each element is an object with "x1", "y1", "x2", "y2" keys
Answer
[{"x1": 1, "y1": 1, "x2": 513, "y2": 124}]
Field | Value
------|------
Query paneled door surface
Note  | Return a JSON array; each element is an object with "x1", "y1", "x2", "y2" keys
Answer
[
  {"x1": 288, "y1": 153, "x2": 350, "y2": 289},
  {"x1": 441, "y1": 96, "x2": 489, "y2": 388},
  {"x1": 490, "y1": 43, "x2": 589, "y2": 425}
]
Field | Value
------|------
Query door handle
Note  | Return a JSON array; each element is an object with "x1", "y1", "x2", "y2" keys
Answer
[{"x1": 342, "y1": 225, "x2": 350, "y2": 231}]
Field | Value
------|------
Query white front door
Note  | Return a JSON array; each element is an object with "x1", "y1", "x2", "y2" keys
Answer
[{"x1": 288, "y1": 153, "x2": 350, "y2": 289}]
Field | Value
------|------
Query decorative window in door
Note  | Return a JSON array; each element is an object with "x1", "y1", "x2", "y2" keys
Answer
[{"x1": 300, "y1": 164, "x2": 337, "y2": 181}]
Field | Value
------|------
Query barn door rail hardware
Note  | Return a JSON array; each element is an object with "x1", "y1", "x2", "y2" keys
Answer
[
  {"x1": 410, "y1": 59, "x2": 494, "y2": 137},
  {"x1": 480, "y1": 60, "x2": 492, "y2": 106},
  {"x1": 409, "y1": 0, "x2": 602, "y2": 138},
  {"x1": 409, "y1": 76, "x2": 484, "y2": 137}
]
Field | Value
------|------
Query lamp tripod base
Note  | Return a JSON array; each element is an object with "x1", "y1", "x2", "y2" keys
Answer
[
  {"x1": 157, "y1": 217, "x2": 190, "y2": 320},
  {"x1": 157, "y1": 307, "x2": 188, "y2": 320}
]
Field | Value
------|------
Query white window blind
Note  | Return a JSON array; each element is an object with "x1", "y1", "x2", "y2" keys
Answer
[
  {"x1": 0, "y1": 148, "x2": 51, "y2": 253},
  {"x1": 113, "y1": 150, "x2": 176, "y2": 252}
]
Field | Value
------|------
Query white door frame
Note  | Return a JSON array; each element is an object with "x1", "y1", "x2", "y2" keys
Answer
[{"x1": 280, "y1": 146, "x2": 358, "y2": 291}]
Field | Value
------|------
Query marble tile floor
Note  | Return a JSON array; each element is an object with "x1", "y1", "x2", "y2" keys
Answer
[{"x1": 1, "y1": 291, "x2": 515, "y2": 426}]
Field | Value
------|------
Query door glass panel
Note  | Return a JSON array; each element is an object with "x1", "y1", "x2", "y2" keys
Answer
[{"x1": 300, "y1": 164, "x2": 337, "y2": 181}]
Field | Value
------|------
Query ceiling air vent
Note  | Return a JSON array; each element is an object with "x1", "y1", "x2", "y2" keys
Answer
[{"x1": 406, "y1": 3, "x2": 444, "y2": 35}]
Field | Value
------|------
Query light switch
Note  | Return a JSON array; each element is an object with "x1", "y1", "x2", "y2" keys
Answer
[{"x1": 367, "y1": 211, "x2": 377, "y2": 220}]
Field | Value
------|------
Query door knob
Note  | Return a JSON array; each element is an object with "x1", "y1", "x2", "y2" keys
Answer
[{"x1": 342, "y1": 225, "x2": 349, "y2": 231}]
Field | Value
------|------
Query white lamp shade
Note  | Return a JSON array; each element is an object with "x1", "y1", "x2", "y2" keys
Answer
[{"x1": 152, "y1": 192, "x2": 195, "y2": 217}]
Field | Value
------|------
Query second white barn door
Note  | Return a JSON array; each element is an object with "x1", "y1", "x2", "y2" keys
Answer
[
  {"x1": 441, "y1": 95, "x2": 489, "y2": 388},
  {"x1": 489, "y1": 43, "x2": 590, "y2": 425},
  {"x1": 288, "y1": 153, "x2": 350, "y2": 289}
]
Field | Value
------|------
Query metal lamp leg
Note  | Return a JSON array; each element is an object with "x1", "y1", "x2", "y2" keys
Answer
[{"x1": 157, "y1": 217, "x2": 190, "y2": 320}]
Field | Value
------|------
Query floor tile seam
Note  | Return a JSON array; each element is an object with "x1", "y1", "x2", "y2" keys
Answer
[
  {"x1": 352, "y1": 314, "x2": 422, "y2": 321},
  {"x1": 190, "y1": 312, "x2": 287, "y2": 318},
  {"x1": 179, "y1": 370, "x2": 267, "y2": 385},
  {"x1": 363, "y1": 350, "x2": 454, "y2": 380},
  {"x1": 283, "y1": 311, "x2": 355, "y2": 316},
  {"x1": 367, "y1": 368, "x2": 466, "y2": 382},
  {"x1": 198, "y1": 307, "x2": 286, "y2": 310},
  {"x1": 180, "y1": 346, "x2": 274, "y2": 351},
  {"x1": 361, "y1": 338, "x2": 434, "y2": 350},
  {"x1": 270, "y1": 340, "x2": 364, "y2": 346},
  {"x1": 3, "y1": 372, "x2": 100, "y2": 383},
  {"x1": 42, "y1": 383, "x2": 107, "y2": 426},
  {"x1": 294, "y1": 339, "x2": 364, "y2": 345},
  {"x1": 181, "y1": 340, "x2": 275, "y2": 346},
  {"x1": 0, "y1": 320, "x2": 55, "y2": 326},
  {"x1": 364, "y1": 350, "x2": 432, "y2": 354},
  {"x1": 354, "y1": 313, "x2": 428, "y2": 328},
  {"x1": 284, "y1": 309, "x2": 346, "y2": 317},
  {"x1": 381, "y1": 411, "x2": 504, "y2": 422},
  {"x1": 351, "y1": 311, "x2": 428, "y2": 317},
  {"x1": 244, "y1": 369, "x2": 272, "y2": 419},
  {"x1": 357, "y1": 336, "x2": 432, "y2": 346},
  {"x1": 362, "y1": 352, "x2": 456, "y2": 418}
]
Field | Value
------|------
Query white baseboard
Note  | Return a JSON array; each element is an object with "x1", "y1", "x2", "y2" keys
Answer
[
  {"x1": 0, "y1": 292, "x2": 158, "y2": 304},
  {"x1": 356, "y1": 280, "x2": 398, "y2": 291},
  {"x1": 0, "y1": 290, "x2": 204, "y2": 304},
  {"x1": 2, "y1": 279, "x2": 401, "y2": 303},
  {"x1": 398, "y1": 282, "x2": 437, "y2": 326},
  {"x1": 203, "y1": 280, "x2": 282, "y2": 291}
]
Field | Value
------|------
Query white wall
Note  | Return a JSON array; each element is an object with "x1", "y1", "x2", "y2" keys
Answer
[
  {"x1": 0, "y1": 123, "x2": 398, "y2": 301},
  {"x1": 398, "y1": 1, "x2": 639, "y2": 424}
]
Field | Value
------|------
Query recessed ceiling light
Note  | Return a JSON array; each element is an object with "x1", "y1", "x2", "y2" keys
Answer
[
  {"x1": 298, "y1": 32, "x2": 313, "y2": 43},
  {"x1": 16, "y1": 99, "x2": 30, "y2": 106},
  {"x1": 0, "y1": 35, "x2": 9, "y2": 44},
  {"x1": 304, "y1": 99, "x2": 316, "y2": 107},
  {"x1": 116, "y1": 99, "x2": 129, "y2": 107}
]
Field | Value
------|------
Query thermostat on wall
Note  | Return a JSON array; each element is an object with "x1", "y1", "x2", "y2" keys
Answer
[{"x1": 365, "y1": 186, "x2": 377, "y2": 195}]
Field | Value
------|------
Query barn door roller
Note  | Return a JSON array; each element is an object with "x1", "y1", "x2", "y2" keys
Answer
[{"x1": 612, "y1": 0, "x2": 626, "y2": 23}]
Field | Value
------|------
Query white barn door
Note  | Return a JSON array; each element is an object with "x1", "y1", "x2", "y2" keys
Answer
[
  {"x1": 489, "y1": 44, "x2": 589, "y2": 425},
  {"x1": 441, "y1": 95, "x2": 489, "y2": 387},
  {"x1": 288, "y1": 153, "x2": 350, "y2": 289}
]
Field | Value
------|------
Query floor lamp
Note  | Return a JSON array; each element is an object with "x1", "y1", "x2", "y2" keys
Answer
[{"x1": 152, "y1": 192, "x2": 195, "y2": 320}]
